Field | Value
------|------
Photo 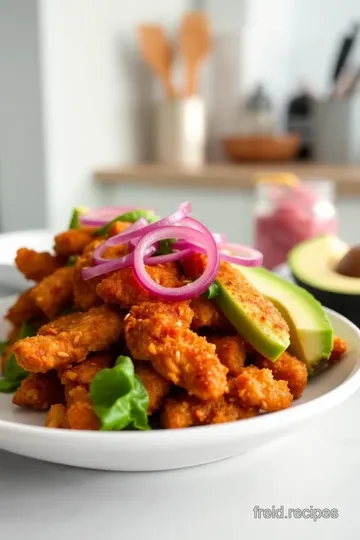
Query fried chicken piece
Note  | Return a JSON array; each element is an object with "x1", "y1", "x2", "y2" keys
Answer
[
  {"x1": 12, "y1": 372, "x2": 64, "y2": 410},
  {"x1": 45, "y1": 404, "x2": 69, "y2": 428},
  {"x1": 15, "y1": 248, "x2": 62, "y2": 282},
  {"x1": 161, "y1": 395, "x2": 258, "y2": 429},
  {"x1": 256, "y1": 351, "x2": 308, "y2": 399},
  {"x1": 108, "y1": 221, "x2": 132, "y2": 237},
  {"x1": 73, "y1": 239, "x2": 104, "y2": 311},
  {"x1": 182, "y1": 252, "x2": 207, "y2": 280},
  {"x1": 97, "y1": 263, "x2": 183, "y2": 309},
  {"x1": 7, "y1": 325, "x2": 21, "y2": 344},
  {"x1": 329, "y1": 336, "x2": 347, "y2": 364},
  {"x1": 66, "y1": 386, "x2": 100, "y2": 430},
  {"x1": 190, "y1": 297, "x2": 233, "y2": 332},
  {"x1": 54, "y1": 228, "x2": 94, "y2": 256},
  {"x1": 135, "y1": 363, "x2": 171, "y2": 414},
  {"x1": 14, "y1": 306, "x2": 124, "y2": 373},
  {"x1": 208, "y1": 336, "x2": 246, "y2": 376},
  {"x1": 30, "y1": 266, "x2": 75, "y2": 318},
  {"x1": 229, "y1": 366, "x2": 293, "y2": 412},
  {"x1": 125, "y1": 301, "x2": 228, "y2": 400},
  {"x1": 60, "y1": 352, "x2": 112, "y2": 386},
  {"x1": 6, "y1": 288, "x2": 42, "y2": 325}
]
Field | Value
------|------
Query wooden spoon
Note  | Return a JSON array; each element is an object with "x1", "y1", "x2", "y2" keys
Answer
[
  {"x1": 138, "y1": 24, "x2": 175, "y2": 98},
  {"x1": 179, "y1": 12, "x2": 211, "y2": 96}
]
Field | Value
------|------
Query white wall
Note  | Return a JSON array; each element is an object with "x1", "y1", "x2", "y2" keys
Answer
[
  {"x1": 39, "y1": 0, "x2": 188, "y2": 230},
  {"x1": 0, "y1": 0, "x2": 47, "y2": 231},
  {"x1": 243, "y1": 0, "x2": 360, "y2": 124}
]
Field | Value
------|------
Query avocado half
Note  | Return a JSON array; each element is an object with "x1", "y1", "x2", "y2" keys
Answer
[{"x1": 289, "y1": 235, "x2": 360, "y2": 326}]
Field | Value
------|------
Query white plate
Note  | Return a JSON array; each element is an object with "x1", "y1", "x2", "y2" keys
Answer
[
  {"x1": 0, "y1": 230, "x2": 54, "y2": 293},
  {"x1": 0, "y1": 296, "x2": 360, "y2": 471}
]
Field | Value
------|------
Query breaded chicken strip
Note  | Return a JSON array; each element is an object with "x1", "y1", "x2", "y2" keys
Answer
[
  {"x1": 107, "y1": 221, "x2": 132, "y2": 237},
  {"x1": 229, "y1": 366, "x2": 293, "y2": 412},
  {"x1": 182, "y1": 252, "x2": 207, "y2": 280},
  {"x1": 14, "y1": 306, "x2": 124, "y2": 373},
  {"x1": 15, "y1": 248, "x2": 62, "y2": 282},
  {"x1": 161, "y1": 395, "x2": 258, "y2": 429},
  {"x1": 13, "y1": 372, "x2": 64, "y2": 410},
  {"x1": 329, "y1": 336, "x2": 347, "y2": 363},
  {"x1": 125, "y1": 301, "x2": 228, "y2": 401},
  {"x1": 46, "y1": 404, "x2": 69, "y2": 428},
  {"x1": 66, "y1": 386, "x2": 100, "y2": 430},
  {"x1": 30, "y1": 266, "x2": 75, "y2": 318},
  {"x1": 97, "y1": 263, "x2": 183, "y2": 309},
  {"x1": 60, "y1": 352, "x2": 112, "y2": 386},
  {"x1": 135, "y1": 363, "x2": 171, "y2": 414},
  {"x1": 208, "y1": 336, "x2": 246, "y2": 376},
  {"x1": 190, "y1": 297, "x2": 233, "y2": 332},
  {"x1": 54, "y1": 228, "x2": 94, "y2": 256},
  {"x1": 73, "y1": 239, "x2": 104, "y2": 311},
  {"x1": 6, "y1": 288, "x2": 42, "y2": 326},
  {"x1": 257, "y1": 351, "x2": 308, "y2": 399}
]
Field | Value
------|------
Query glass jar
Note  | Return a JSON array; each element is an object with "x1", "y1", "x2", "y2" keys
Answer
[{"x1": 254, "y1": 178, "x2": 338, "y2": 269}]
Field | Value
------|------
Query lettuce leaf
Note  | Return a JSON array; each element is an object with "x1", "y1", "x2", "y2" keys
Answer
[
  {"x1": 90, "y1": 356, "x2": 150, "y2": 431},
  {"x1": 93, "y1": 210, "x2": 158, "y2": 237},
  {"x1": 0, "y1": 321, "x2": 37, "y2": 393}
]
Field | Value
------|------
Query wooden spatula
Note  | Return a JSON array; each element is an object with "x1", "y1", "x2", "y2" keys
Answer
[
  {"x1": 180, "y1": 12, "x2": 211, "y2": 96},
  {"x1": 138, "y1": 24, "x2": 175, "y2": 98}
]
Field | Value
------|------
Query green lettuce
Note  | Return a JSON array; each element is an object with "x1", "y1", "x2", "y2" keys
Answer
[
  {"x1": 0, "y1": 322, "x2": 37, "y2": 393},
  {"x1": 93, "y1": 209, "x2": 158, "y2": 237},
  {"x1": 90, "y1": 356, "x2": 150, "y2": 431}
]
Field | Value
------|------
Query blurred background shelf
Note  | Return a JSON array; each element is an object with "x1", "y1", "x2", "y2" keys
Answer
[{"x1": 94, "y1": 163, "x2": 360, "y2": 195}]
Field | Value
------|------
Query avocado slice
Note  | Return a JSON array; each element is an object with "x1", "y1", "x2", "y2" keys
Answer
[
  {"x1": 215, "y1": 264, "x2": 290, "y2": 361},
  {"x1": 239, "y1": 265, "x2": 333, "y2": 375},
  {"x1": 289, "y1": 235, "x2": 360, "y2": 327}
]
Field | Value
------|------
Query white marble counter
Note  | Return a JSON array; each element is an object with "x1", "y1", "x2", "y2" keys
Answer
[{"x1": 0, "y1": 391, "x2": 359, "y2": 540}]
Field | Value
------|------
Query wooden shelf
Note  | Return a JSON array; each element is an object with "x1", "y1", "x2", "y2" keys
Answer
[{"x1": 94, "y1": 163, "x2": 360, "y2": 195}]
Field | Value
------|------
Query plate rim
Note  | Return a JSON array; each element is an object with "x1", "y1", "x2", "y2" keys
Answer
[{"x1": 0, "y1": 300, "x2": 359, "y2": 447}]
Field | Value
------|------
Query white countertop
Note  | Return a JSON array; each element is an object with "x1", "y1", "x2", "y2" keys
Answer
[{"x1": 0, "y1": 392, "x2": 359, "y2": 540}]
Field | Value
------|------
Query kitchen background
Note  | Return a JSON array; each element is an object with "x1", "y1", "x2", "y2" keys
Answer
[{"x1": 1, "y1": 0, "x2": 360, "y2": 256}]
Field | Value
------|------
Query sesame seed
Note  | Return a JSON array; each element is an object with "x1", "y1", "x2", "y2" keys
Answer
[
  {"x1": 148, "y1": 343, "x2": 157, "y2": 355},
  {"x1": 175, "y1": 350, "x2": 181, "y2": 361},
  {"x1": 73, "y1": 335, "x2": 80, "y2": 344},
  {"x1": 124, "y1": 313, "x2": 130, "y2": 321},
  {"x1": 57, "y1": 352, "x2": 70, "y2": 358}
]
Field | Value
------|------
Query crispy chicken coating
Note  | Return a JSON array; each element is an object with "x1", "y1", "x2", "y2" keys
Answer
[
  {"x1": 256, "y1": 351, "x2": 308, "y2": 399},
  {"x1": 135, "y1": 363, "x2": 171, "y2": 414},
  {"x1": 107, "y1": 221, "x2": 132, "y2": 237},
  {"x1": 161, "y1": 395, "x2": 258, "y2": 429},
  {"x1": 190, "y1": 297, "x2": 233, "y2": 332},
  {"x1": 125, "y1": 301, "x2": 228, "y2": 400},
  {"x1": 13, "y1": 372, "x2": 64, "y2": 410},
  {"x1": 45, "y1": 404, "x2": 69, "y2": 428},
  {"x1": 54, "y1": 228, "x2": 94, "y2": 256},
  {"x1": 229, "y1": 366, "x2": 293, "y2": 412},
  {"x1": 66, "y1": 386, "x2": 100, "y2": 430},
  {"x1": 6, "y1": 288, "x2": 42, "y2": 325},
  {"x1": 14, "y1": 306, "x2": 124, "y2": 373},
  {"x1": 73, "y1": 239, "x2": 104, "y2": 311},
  {"x1": 182, "y1": 252, "x2": 207, "y2": 280},
  {"x1": 59, "y1": 352, "x2": 112, "y2": 386},
  {"x1": 97, "y1": 263, "x2": 183, "y2": 309},
  {"x1": 208, "y1": 336, "x2": 246, "y2": 376},
  {"x1": 15, "y1": 248, "x2": 62, "y2": 282},
  {"x1": 329, "y1": 336, "x2": 347, "y2": 364},
  {"x1": 30, "y1": 266, "x2": 75, "y2": 318}
]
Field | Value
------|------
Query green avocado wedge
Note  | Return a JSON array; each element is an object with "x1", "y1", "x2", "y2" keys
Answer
[
  {"x1": 214, "y1": 264, "x2": 290, "y2": 361},
  {"x1": 239, "y1": 266, "x2": 333, "y2": 375}
]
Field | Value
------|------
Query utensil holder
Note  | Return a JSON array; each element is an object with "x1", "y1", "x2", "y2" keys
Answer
[
  {"x1": 155, "y1": 97, "x2": 206, "y2": 167},
  {"x1": 314, "y1": 97, "x2": 360, "y2": 163}
]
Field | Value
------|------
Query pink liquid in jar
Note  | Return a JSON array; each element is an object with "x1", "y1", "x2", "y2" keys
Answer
[{"x1": 254, "y1": 180, "x2": 338, "y2": 269}]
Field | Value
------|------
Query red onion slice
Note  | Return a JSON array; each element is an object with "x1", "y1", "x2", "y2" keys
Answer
[
  {"x1": 219, "y1": 242, "x2": 263, "y2": 267},
  {"x1": 133, "y1": 225, "x2": 220, "y2": 301},
  {"x1": 105, "y1": 202, "x2": 192, "y2": 247}
]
